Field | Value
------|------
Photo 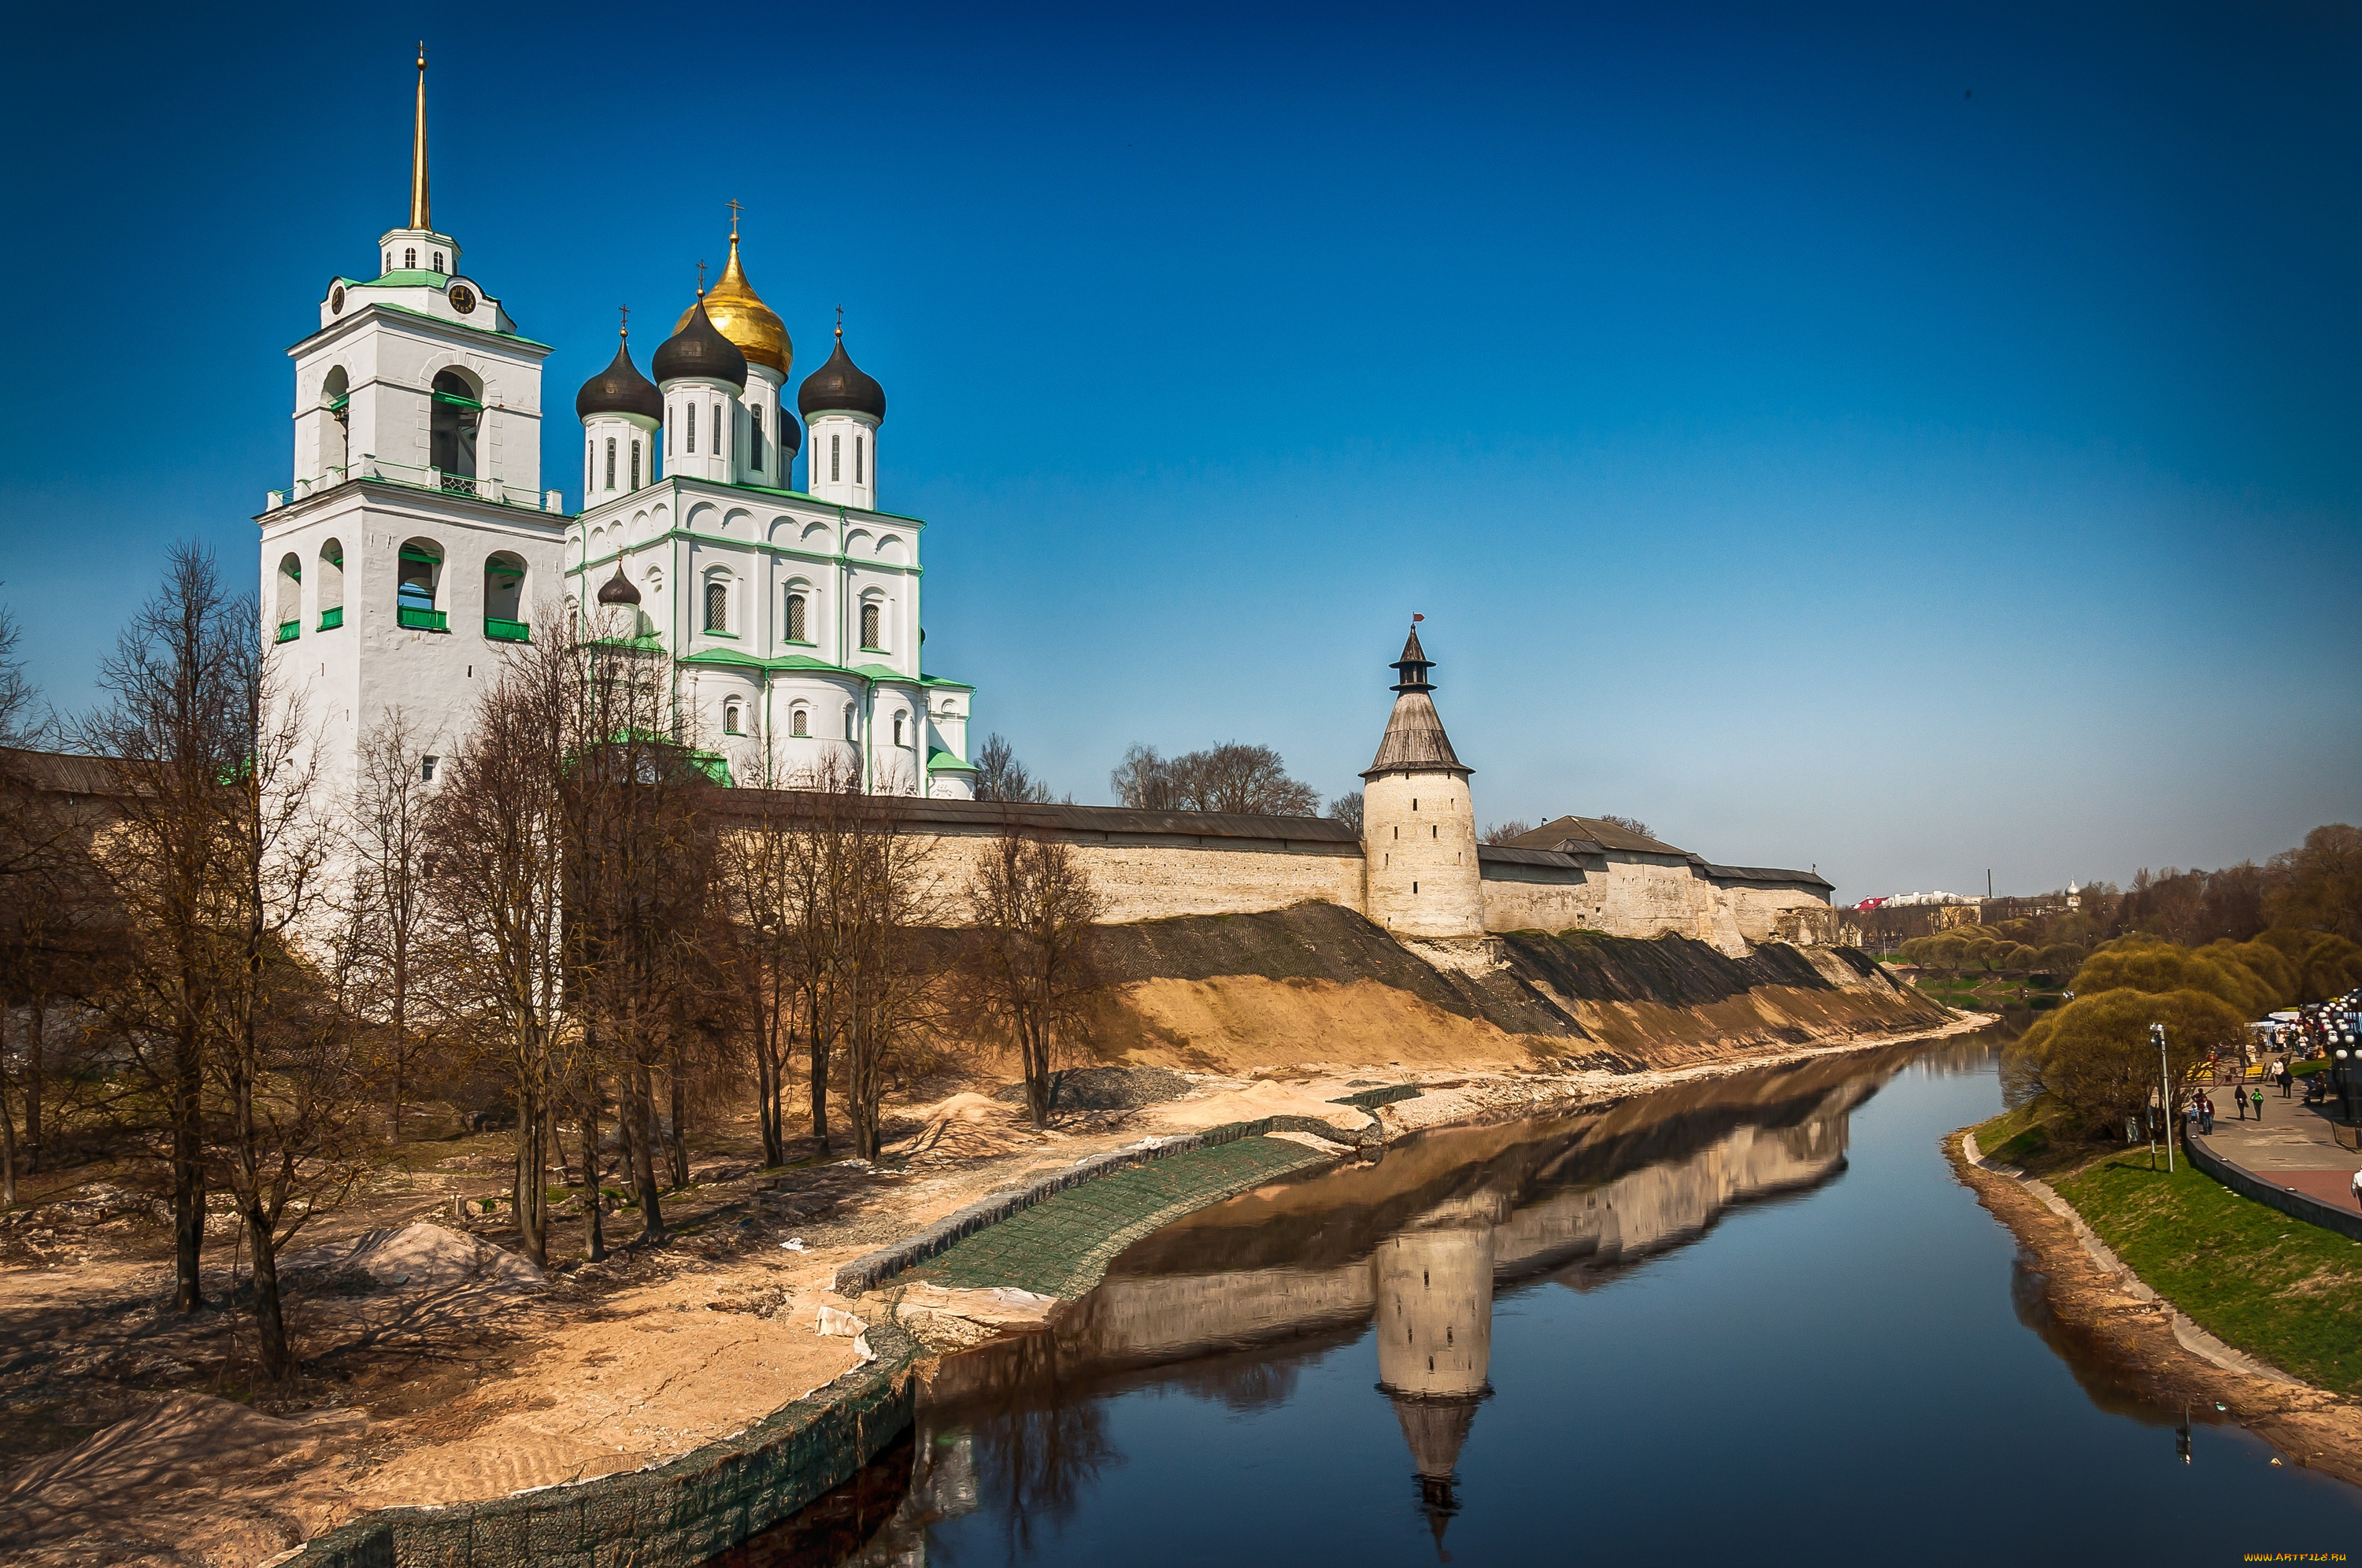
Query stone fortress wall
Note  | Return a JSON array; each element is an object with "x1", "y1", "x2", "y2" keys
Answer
[{"x1": 713, "y1": 795, "x2": 1836, "y2": 956}]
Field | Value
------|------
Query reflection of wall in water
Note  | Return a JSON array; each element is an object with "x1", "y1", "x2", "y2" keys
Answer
[
  {"x1": 1067, "y1": 1098, "x2": 1850, "y2": 1367},
  {"x1": 842, "y1": 1425, "x2": 978, "y2": 1567}
]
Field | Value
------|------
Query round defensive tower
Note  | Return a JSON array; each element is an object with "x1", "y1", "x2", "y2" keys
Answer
[{"x1": 1361, "y1": 624, "x2": 1485, "y2": 937}]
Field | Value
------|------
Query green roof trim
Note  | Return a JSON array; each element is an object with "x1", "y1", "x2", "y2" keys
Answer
[
  {"x1": 665, "y1": 475, "x2": 930, "y2": 526},
  {"x1": 368, "y1": 269, "x2": 452, "y2": 287},
  {"x1": 918, "y1": 674, "x2": 976, "y2": 691},
  {"x1": 927, "y1": 748, "x2": 977, "y2": 774}
]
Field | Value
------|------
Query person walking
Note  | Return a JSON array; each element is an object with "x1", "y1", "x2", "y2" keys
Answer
[
  {"x1": 2350, "y1": 1166, "x2": 2362, "y2": 1214},
  {"x1": 2236, "y1": 1087, "x2": 2249, "y2": 1121},
  {"x1": 2200, "y1": 1094, "x2": 2215, "y2": 1136},
  {"x1": 2280, "y1": 1060, "x2": 2293, "y2": 1098},
  {"x1": 2252, "y1": 1086, "x2": 2266, "y2": 1123}
]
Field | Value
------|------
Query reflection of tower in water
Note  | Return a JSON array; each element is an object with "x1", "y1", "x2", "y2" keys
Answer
[{"x1": 1372, "y1": 1224, "x2": 1495, "y2": 1552}]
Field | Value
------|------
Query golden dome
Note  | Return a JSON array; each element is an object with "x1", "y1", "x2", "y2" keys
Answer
[{"x1": 679, "y1": 234, "x2": 790, "y2": 376}]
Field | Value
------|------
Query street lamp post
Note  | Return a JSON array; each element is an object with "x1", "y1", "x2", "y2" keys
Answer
[
  {"x1": 2154, "y1": 1023, "x2": 2173, "y2": 1174},
  {"x1": 2338, "y1": 1047, "x2": 2353, "y2": 1126}
]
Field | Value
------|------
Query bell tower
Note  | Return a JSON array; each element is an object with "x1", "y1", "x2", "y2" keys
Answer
[{"x1": 261, "y1": 46, "x2": 565, "y2": 806}]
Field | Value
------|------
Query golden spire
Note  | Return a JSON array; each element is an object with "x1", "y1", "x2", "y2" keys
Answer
[
  {"x1": 679, "y1": 212, "x2": 790, "y2": 375},
  {"x1": 409, "y1": 43, "x2": 431, "y2": 231}
]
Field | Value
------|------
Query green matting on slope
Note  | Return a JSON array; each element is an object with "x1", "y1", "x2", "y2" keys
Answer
[{"x1": 906, "y1": 1135, "x2": 1331, "y2": 1299}]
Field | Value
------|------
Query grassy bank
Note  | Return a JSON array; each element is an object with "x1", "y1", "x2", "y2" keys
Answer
[{"x1": 2051, "y1": 1151, "x2": 2362, "y2": 1396}]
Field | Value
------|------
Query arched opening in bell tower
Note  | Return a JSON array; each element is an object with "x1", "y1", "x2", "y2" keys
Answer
[{"x1": 430, "y1": 368, "x2": 480, "y2": 480}]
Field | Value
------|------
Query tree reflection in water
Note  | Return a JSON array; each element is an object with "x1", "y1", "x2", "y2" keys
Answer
[{"x1": 954, "y1": 1400, "x2": 1120, "y2": 1566}]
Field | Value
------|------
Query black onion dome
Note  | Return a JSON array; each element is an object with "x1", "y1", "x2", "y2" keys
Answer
[
  {"x1": 596, "y1": 566, "x2": 641, "y2": 606},
  {"x1": 778, "y1": 408, "x2": 803, "y2": 459},
  {"x1": 575, "y1": 338, "x2": 664, "y2": 423},
  {"x1": 651, "y1": 298, "x2": 748, "y2": 390},
  {"x1": 797, "y1": 336, "x2": 887, "y2": 422}
]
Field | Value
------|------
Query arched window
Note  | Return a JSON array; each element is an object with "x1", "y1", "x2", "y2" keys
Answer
[
  {"x1": 631, "y1": 438, "x2": 642, "y2": 489},
  {"x1": 320, "y1": 368, "x2": 350, "y2": 474},
  {"x1": 790, "y1": 706, "x2": 809, "y2": 738},
  {"x1": 830, "y1": 433, "x2": 841, "y2": 483},
  {"x1": 860, "y1": 601, "x2": 881, "y2": 649},
  {"x1": 430, "y1": 370, "x2": 479, "y2": 479},
  {"x1": 784, "y1": 592, "x2": 807, "y2": 643},
  {"x1": 855, "y1": 434, "x2": 865, "y2": 486},
  {"x1": 724, "y1": 701, "x2": 742, "y2": 735},
  {"x1": 604, "y1": 437, "x2": 616, "y2": 491},
  {"x1": 484, "y1": 553, "x2": 528, "y2": 641},
  {"x1": 892, "y1": 712, "x2": 905, "y2": 746},
  {"x1": 275, "y1": 554, "x2": 302, "y2": 642},
  {"x1": 713, "y1": 403, "x2": 724, "y2": 461},
  {"x1": 397, "y1": 539, "x2": 446, "y2": 630},
  {"x1": 432, "y1": 250, "x2": 444, "y2": 272},
  {"x1": 667, "y1": 406, "x2": 676, "y2": 455},
  {"x1": 704, "y1": 579, "x2": 728, "y2": 633},
  {"x1": 317, "y1": 540, "x2": 345, "y2": 630},
  {"x1": 383, "y1": 250, "x2": 391, "y2": 272},
  {"x1": 686, "y1": 403, "x2": 697, "y2": 454},
  {"x1": 405, "y1": 246, "x2": 416, "y2": 268},
  {"x1": 845, "y1": 703, "x2": 856, "y2": 739},
  {"x1": 750, "y1": 405, "x2": 765, "y2": 470}
]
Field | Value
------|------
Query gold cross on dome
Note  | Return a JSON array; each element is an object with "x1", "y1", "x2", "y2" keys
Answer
[
  {"x1": 696, "y1": 260, "x2": 708, "y2": 295},
  {"x1": 618, "y1": 303, "x2": 630, "y2": 338},
  {"x1": 726, "y1": 198, "x2": 743, "y2": 238}
]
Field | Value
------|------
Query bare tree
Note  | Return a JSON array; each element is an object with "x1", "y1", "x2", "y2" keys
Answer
[
  {"x1": 1111, "y1": 741, "x2": 1319, "y2": 815},
  {"x1": 836, "y1": 793, "x2": 939, "y2": 1159},
  {"x1": 81, "y1": 544, "x2": 252, "y2": 1313},
  {"x1": 968, "y1": 823, "x2": 1104, "y2": 1129},
  {"x1": 1326, "y1": 791, "x2": 1364, "y2": 834},
  {"x1": 209, "y1": 631, "x2": 354, "y2": 1380},
  {"x1": 1482, "y1": 819, "x2": 1533, "y2": 845},
  {"x1": 973, "y1": 734, "x2": 1054, "y2": 804},
  {"x1": 422, "y1": 620, "x2": 571, "y2": 1267},
  {"x1": 717, "y1": 744, "x2": 816, "y2": 1168},
  {"x1": 560, "y1": 615, "x2": 716, "y2": 1244},
  {"x1": 1601, "y1": 814, "x2": 1654, "y2": 840},
  {"x1": 343, "y1": 709, "x2": 436, "y2": 1140}
]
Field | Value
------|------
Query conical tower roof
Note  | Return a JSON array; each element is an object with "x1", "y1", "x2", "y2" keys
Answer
[{"x1": 1362, "y1": 623, "x2": 1471, "y2": 779}]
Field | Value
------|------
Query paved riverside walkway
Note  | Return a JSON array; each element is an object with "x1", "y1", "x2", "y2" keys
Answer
[
  {"x1": 2194, "y1": 1088, "x2": 2362, "y2": 1214},
  {"x1": 903, "y1": 1134, "x2": 1331, "y2": 1299}
]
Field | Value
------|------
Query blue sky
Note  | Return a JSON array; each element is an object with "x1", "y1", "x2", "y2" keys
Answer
[{"x1": 2, "y1": 1, "x2": 2356, "y2": 902}]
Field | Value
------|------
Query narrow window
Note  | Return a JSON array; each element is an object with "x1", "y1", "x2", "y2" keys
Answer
[
  {"x1": 1412, "y1": 798, "x2": 1419, "y2": 810},
  {"x1": 831, "y1": 433, "x2": 840, "y2": 482},
  {"x1": 893, "y1": 714, "x2": 905, "y2": 746},
  {"x1": 791, "y1": 708, "x2": 809, "y2": 738},
  {"x1": 861, "y1": 602, "x2": 880, "y2": 649},
  {"x1": 667, "y1": 408, "x2": 675, "y2": 455},
  {"x1": 786, "y1": 592, "x2": 806, "y2": 642},
  {"x1": 750, "y1": 405, "x2": 765, "y2": 469},
  {"x1": 1414, "y1": 881, "x2": 1420, "y2": 894},
  {"x1": 724, "y1": 702, "x2": 742, "y2": 734},
  {"x1": 1432, "y1": 825, "x2": 1438, "y2": 838},
  {"x1": 844, "y1": 703, "x2": 856, "y2": 738},
  {"x1": 604, "y1": 437, "x2": 616, "y2": 490},
  {"x1": 854, "y1": 434, "x2": 865, "y2": 485},
  {"x1": 705, "y1": 581, "x2": 727, "y2": 632},
  {"x1": 713, "y1": 403, "x2": 724, "y2": 461},
  {"x1": 1393, "y1": 825, "x2": 1398, "y2": 839},
  {"x1": 432, "y1": 250, "x2": 444, "y2": 272},
  {"x1": 405, "y1": 246, "x2": 416, "y2": 268},
  {"x1": 420, "y1": 755, "x2": 439, "y2": 782},
  {"x1": 383, "y1": 250, "x2": 391, "y2": 272},
  {"x1": 630, "y1": 439, "x2": 642, "y2": 489},
  {"x1": 686, "y1": 403, "x2": 697, "y2": 453},
  {"x1": 585, "y1": 449, "x2": 593, "y2": 494}
]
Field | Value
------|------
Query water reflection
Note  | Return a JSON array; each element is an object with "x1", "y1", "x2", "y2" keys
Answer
[{"x1": 761, "y1": 1048, "x2": 1913, "y2": 1563}]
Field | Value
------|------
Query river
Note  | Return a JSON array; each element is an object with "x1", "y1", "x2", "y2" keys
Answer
[{"x1": 727, "y1": 1037, "x2": 2361, "y2": 1564}]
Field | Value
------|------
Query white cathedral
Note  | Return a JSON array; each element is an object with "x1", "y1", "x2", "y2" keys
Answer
[{"x1": 257, "y1": 53, "x2": 976, "y2": 801}]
